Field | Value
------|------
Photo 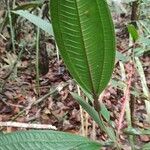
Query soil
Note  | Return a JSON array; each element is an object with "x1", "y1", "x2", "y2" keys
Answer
[{"x1": 0, "y1": 1, "x2": 150, "y2": 149}]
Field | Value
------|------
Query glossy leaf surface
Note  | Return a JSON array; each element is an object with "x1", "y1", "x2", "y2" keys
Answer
[{"x1": 50, "y1": 0, "x2": 116, "y2": 96}]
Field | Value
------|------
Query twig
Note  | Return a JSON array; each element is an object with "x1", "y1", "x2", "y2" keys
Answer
[
  {"x1": 0, "y1": 83, "x2": 68, "y2": 131},
  {"x1": 35, "y1": 20, "x2": 40, "y2": 96},
  {"x1": 131, "y1": 0, "x2": 140, "y2": 27},
  {"x1": 28, "y1": 83, "x2": 67, "y2": 111},
  {"x1": 117, "y1": 63, "x2": 134, "y2": 133},
  {"x1": 0, "y1": 33, "x2": 7, "y2": 40},
  {"x1": 91, "y1": 120, "x2": 96, "y2": 140},
  {"x1": 0, "y1": 47, "x2": 23, "y2": 92},
  {"x1": 77, "y1": 85, "x2": 85, "y2": 136},
  {"x1": 1, "y1": 98, "x2": 24, "y2": 108},
  {"x1": 119, "y1": 61, "x2": 135, "y2": 149},
  {"x1": 7, "y1": 0, "x2": 15, "y2": 53},
  {"x1": 56, "y1": 44, "x2": 61, "y2": 74},
  {"x1": 85, "y1": 97, "x2": 89, "y2": 137},
  {"x1": 0, "y1": 121, "x2": 57, "y2": 130},
  {"x1": 135, "y1": 57, "x2": 150, "y2": 122},
  {"x1": 14, "y1": 88, "x2": 59, "y2": 119}
]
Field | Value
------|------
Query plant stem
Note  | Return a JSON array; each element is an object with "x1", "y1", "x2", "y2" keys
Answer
[
  {"x1": 93, "y1": 95, "x2": 121, "y2": 149},
  {"x1": 13, "y1": 0, "x2": 15, "y2": 8},
  {"x1": 135, "y1": 57, "x2": 150, "y2": 122},
  {"x1": 56, "y1": 44, "x2": 61, "y2": 74},
  {"x1": 118, "y1": 61, "x2": 135, "y2": 149},
  {"x1": 77, "y1": 85, "x2": 85, "y2": 136},
  {"x1": 129, "y1": 37, "x2": 136, "y2": 127},
  {"x1": 36, "y1": 27, "x2": 40, "y2": 96},
  {"x1": 7, "y1": 0, "x2": 15, "y2": 53},
  {"x1": 93, "y1": 95, "x2": 100, "y2": 115},
  {"x1": 131, "y1": 0, "x2": 140, "y2": 27}
]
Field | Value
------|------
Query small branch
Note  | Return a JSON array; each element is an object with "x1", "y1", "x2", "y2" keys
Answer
[
  {"x1": 0, "y1": 83, "x2": 68, "y2": 131},
  {"x1": 131, "y1": 0, "x2": 140, "y2": 27},
  {"x1": 1, "y1": 47, "x2": 23, "y2": 91},
  {"x1": 0, "y1": 121, "x2": 57, "y2": 130},
  {"x1": 7, "y1": 0, "x2": 16, "y2": 53},
  {"x1": 77, "y1": 85, "x2": 85, "y2": 136},
  {"x1": 1, "y1": 98, "x2": 24, "y2": 108},
  {"x1": 35, "y1": 25, "x2": 40, "y2": 96},
  {"x1": 118, "y1": 63, "x2": 134, "y2": 133},
  {"x1": 0, "y1": 33, "x2": 7, "y2": 40}
]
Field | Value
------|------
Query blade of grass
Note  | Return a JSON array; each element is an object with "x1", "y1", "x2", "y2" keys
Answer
[
  {"x1": 12, "y1": 10, "x2": 53, "y2": 35},
  {"x1": 135, "y1": 57, "x2": 150, "y2": 122}
]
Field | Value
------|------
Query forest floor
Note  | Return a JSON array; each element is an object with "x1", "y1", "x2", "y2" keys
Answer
[{"x1": 0, "y1": 1, "x2": 150, "y2": 149}]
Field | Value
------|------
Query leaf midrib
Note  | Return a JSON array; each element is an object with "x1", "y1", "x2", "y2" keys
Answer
[
  {"x1": 95, "y1": 0, "x2": 105, "y2": 94},
  {"x1": 74, "y1": 0, "x2": 96, "y2": 96},
  {"x1": 56, "y1": 0, "x2": 90, "y2": 93}
]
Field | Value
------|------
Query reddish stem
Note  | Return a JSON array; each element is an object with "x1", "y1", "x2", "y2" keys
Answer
[{"x1": 117, "y1": 63, "x2": 134, "y2": 133}]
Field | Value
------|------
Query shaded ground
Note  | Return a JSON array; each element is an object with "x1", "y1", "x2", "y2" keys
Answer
[{"x1": 0, "y1": 1, "x2": 150, "y2": 149}]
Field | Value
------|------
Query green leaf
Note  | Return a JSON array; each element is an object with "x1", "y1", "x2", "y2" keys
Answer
[
  {"x1": 127, "y1": 24, "x2": 139, "y2": 42},
  {"x1": 0, "y1": 130, "x2": 102, "y2": 150},
  {"x1": 71, "y1": 92, "x2": 116, "y2": 142},
  {"x1": 1, "y1": 1, "x2": 43, "y2": 30},
  {"x1": 12, "y1": 10, "x2": 53, "y2": 35},
  {"x1": 116, "y1": 51, "x2": 130, "y2": 63},
  {"x1": 71, "y1": 92, "x2": 103, "y2": 129},
  {"x1": 142, "y1": 143, "x2": 150, "y2": 150},
  {"x1": 124, "y1": 127, "x2": 150, "y2": 135},
  {"x1": 80, "y1": 87, "x2": 94, "y2": 102},
  {"x1": 50, "y1": 0, "x2": 116, "y2": 96},
  {"x1": 100, "y1": 104, "x2": 110, "y2": 122},
  {"x1": 0, "y1": 132, "x2": 3, "y2": 136},
  {"x1": 105, "y1": 127, "x2": 116, "y2": 142}
]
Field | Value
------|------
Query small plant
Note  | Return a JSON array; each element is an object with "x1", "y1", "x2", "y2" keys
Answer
[{"x1": 0, "y1": 0, "x2": 117, "y2": 149}]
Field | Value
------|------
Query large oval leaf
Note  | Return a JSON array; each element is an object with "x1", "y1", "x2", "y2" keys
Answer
[
  {"x1": 50, "y1": 0, "x2": 116, "y2": 96},
  {"x1": 0, "y1": 130, "x2": 102, "y2": 150}
]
